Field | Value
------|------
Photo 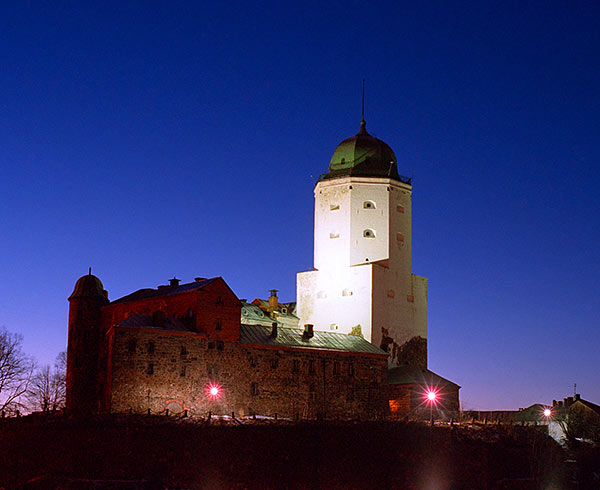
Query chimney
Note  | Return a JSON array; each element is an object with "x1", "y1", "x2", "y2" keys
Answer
[
  {"x1": 270, "y1": 322, "x2": 278, "y2": 338},
  {"x1": 552, "y1": 400, "x2": 557, "y2": 407},
  {"x1": 268, "y1": 289, "x2": 278, "y2": 312},
  {"x1": 303, "y1": 324, "x2": 314, "y2": 339},
  {"x1": 574, "y1": 393, "x2": 580, "y2": 401},
  {"x1": 169, "y1": 277, "x2": 180, "y2": 287}
]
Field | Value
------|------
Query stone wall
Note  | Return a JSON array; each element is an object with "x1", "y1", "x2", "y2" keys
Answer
[{"x1": 108, "y1": 327, "x2": 389, "y2": 420}]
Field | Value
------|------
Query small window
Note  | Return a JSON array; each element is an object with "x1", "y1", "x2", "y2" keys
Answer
[
  {"x1": 329, "y1": 323, "x2": 338, "y2": 331},
  {"x1": 292, "y1": 359, "x2": 300, "y2": 373},
  {"x1": 387, "y1": 290, "x2": 395, "y2": 298},
  {"x1": 396, "y1": 233, "x2": 404, "y2": 242},
  {"x1": 249, "y1": 356, "x2": 257, "y2": 368},
  {"x1": 342, "y1": 288, "x2": 353, "y2": 297},
  {"x1": 363, "y1": 229, "x2": 376, "y2": 238},
  {"x1": 208, "y1": 341, "x2": 215, "y2": 350},
  {"x1": 180, "y1": 345, "x2": 187, "y2": 357},
  {"x1": 309, "y1": 360, "x2": 315, "y2": 374},
  {"x1": 397, "y1": 205, "x2": 404, "y2": 213},
  {"x1": 281, "y1": 307, "x2": 287, "y2": 314},
  {"x1": 146, "y1": 363, "x2": 154, "y2": 375},
  {"x1": 251, "y1": 382, "x2": 259, "y2": 396},
  {"x1": 329, "y1": 233, "x2": 340, "y2": 239},
  {"x1": 347, "y1": 363, "x2": 354, "y2": 377},
  {"x1": 363, "y1": 200, "x2": 376, "y2": 209},
  {"x1": 127, "y1": 339, "x2": 137, "y2": 353},
  {"x1": 333, "y1": 361, "x2": 340, "y2": 375},
  {"x1": 215, "y1": 321, "x2": 222, "y2": 331},
  {"x1": 270, "y1": 358, "x2": 279, "y2": 369},
  {"x1": 147, "y1": 341, "x2": 155, "y2": 354},
  {"x1": 330, "y1": 204, "x2": 340, "y2": 211},
  {"x1": 180, "y1": 365, "x2": 186, "y2": 377},
  {"x1": 216, "y1": 296, "x2": 224, "y2": 306},
  {"x1": 216, "y1": 341, "x2": 224, "y2": 351}
]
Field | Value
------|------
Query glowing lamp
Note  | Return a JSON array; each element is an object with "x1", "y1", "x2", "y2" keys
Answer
[
  {"x1": 426, "y1": 390, "x2": 437, "y2": 403},
  {"x1": 206, "y1": 383, "x2": 222, "y2": 400},
  {"x1": 543, "y1": 408, "x2": 551, "y2": 418}
]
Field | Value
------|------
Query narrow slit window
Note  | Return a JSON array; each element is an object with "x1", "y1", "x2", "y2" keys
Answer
[
  {"x1": 330, "y1": 232, "x2": 340, "y2": 239},
  {"x1": 330, "y1": 204, "x2": 340, "y2": 211}
]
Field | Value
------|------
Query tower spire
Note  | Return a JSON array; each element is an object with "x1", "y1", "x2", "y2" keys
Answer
[{"x1": 360, "y1": 79, "x2": 367, "y2": 133}]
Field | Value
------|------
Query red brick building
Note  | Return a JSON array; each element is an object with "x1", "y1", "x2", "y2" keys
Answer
[
  {"x1": 66, "y1": 273, "x2": 389, "y2": 420},
  {"x1": 387, "y1": 365, "x2": 460, "y2": 419}
]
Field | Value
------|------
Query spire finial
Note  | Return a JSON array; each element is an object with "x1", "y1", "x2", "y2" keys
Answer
[
  {"x1": 88, "y1": 267, "x2": 92, "y2": 276},
  {"x1": 359, "y1": 79, "x2": 367, "y2": 134},
  {"x1": 361, "y1": 79, "x2": 365, "y2": 123}
]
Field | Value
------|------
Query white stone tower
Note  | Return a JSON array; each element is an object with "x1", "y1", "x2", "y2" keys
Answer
[{"x1": 297, "y1": 120, "x2": 428, "y2": 367}]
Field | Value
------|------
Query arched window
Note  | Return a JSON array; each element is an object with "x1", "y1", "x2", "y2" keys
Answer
[
  {"x1": 330, "y1": 323, "x2": 339, "y2": 330},
  {"x1": 363, "y1": 228, "x2": 376, "y2": 238},
  {"x1": 363, "y1": 200, "x2": 376, "y2": 209}
]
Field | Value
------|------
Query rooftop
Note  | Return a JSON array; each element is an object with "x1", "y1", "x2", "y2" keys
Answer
[
  {"x1": 388, "y1": 365, "x2": 461, "y2": 389},
  {"x1": 111, "y1": 278, "x2": 218, "y2": 304},
  {"x1": 240, "y1": 324, "x2": 386, "y2": 355}
]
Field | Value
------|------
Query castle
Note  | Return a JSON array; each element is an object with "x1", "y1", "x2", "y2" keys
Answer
[{"x1": 66, "y1": 119, "x2": 459, "y2": 419}]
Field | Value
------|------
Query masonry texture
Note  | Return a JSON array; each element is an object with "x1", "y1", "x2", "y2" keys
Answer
[{"x1": 67, "y1": 274, "x2": 389, "y2": 420}]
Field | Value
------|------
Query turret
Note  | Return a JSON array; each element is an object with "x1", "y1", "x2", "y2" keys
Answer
[{"x1": 66, "y1": 270, "x2": 109, "y2": 414}]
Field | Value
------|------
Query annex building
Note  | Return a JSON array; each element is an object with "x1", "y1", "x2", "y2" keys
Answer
[{"x1": 66, "y1": 118, "x2": 459, "y2": 420}]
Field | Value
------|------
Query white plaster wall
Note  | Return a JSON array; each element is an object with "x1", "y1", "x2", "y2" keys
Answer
[
  {"x1": 297, "y1": 175, "x2": 426, "y2": 357},
  {"x1": 348, "y1": 182, "x2": 390, "y2": 266},
  {"x1": 314, "y1": 181, "x2": 351, "y2": 270},
  {"x1": 297, "y1": 265, "x2": 373, "y2": 340}
]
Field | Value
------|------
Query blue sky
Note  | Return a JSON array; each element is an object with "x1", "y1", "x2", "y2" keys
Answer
[{"x1": 1, "y1": 1, "x2": 598, "y2": 410}]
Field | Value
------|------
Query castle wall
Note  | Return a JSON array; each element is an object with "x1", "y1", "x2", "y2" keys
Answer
[{"x1": 108, "y1": 327, "x2": 389, "y2": 420}]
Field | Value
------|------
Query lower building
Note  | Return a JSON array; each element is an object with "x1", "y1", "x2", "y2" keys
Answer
[
  {"x1": 67, "y1": 273, "x2": 389, "y2": 420},
  {"x1": 388, "y1": 365, "x2": 460, "y2": 419}
]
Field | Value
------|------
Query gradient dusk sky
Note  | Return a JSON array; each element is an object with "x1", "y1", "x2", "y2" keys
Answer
[{"x1": 1, "y1": 1, "x2": 598, "y2": 410}]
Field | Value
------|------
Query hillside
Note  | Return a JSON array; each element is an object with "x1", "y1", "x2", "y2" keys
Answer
[{"x1": 0, "y1": 414, "x2": 575, "y2": 489}]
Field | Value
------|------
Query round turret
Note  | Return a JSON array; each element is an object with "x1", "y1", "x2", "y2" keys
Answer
[
  {"x1": 66, "y1": 271, "x2": 109, "y2": 414},
  {"x1": 324, "y1": 120, "x2": 402, "y2": 181},
  {"x1": 69, "y1": 272, "x2": 107, "y2": 300}
]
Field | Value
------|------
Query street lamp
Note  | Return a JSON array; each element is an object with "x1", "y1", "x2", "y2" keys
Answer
[{"x1": 425, "y1": 389, "x2": 438, "y2": 426}]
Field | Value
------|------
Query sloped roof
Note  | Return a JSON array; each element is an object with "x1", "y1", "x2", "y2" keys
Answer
[
  {"x1": 240, "y1": 324, "x2": 386, "y2": 355},
  {"x1": 111, "y1": 278, "x2": 218, "y2": 304},
  {"x1": 388, "y1": 365, "x2": 460, "y2": 389},
  {"x1": 115, "y1": 314, "x2": 191, "y2": 332},
  {"x1": 575, "y1": 398, "x2": 600, "y2": 415}
]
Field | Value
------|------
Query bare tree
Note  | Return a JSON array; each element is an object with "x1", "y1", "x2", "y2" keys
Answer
[
  {"x1": 26, "y1": 351, "x2": 66, "y2": 413},
  {"x1": 0, "y1": 327, "x2": 34, "y2": 413}
]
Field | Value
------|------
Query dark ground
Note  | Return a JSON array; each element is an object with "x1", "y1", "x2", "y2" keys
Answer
[{"x1": 0, "y1": 414, "x2": 594, "y2": 489}]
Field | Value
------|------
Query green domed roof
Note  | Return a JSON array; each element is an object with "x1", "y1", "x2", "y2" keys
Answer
[{"x1": 322, "y1": 120, "x2": 408, "y2": 183}]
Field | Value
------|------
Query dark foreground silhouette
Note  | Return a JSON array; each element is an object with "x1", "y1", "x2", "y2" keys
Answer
[{"x1": 0, "y1": 414, "x2": 594, "y2": 489}]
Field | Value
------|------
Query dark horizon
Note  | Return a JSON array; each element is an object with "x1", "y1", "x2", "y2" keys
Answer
[{"x1": 1, "y1": 1, "x2": 599, "y2": 410}]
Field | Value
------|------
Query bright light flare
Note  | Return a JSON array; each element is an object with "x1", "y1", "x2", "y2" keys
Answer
[
  {"x1": 426, "y1": 390, "x2": 438, "y2": 403},
  {"x1": 205, "y1": 383, "x2": 222, "y2": 400},
  {"x1": 543, "y1": 408, "x2": 552, "y2": 418}
]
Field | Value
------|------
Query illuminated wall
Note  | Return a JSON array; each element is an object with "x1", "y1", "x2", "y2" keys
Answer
[
  {"x1": 297, "y1": 176, "x2": 427, "y2": 367},
  {"x1": 107, "y1": 327, "x2": 389, "y2": 419}
]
